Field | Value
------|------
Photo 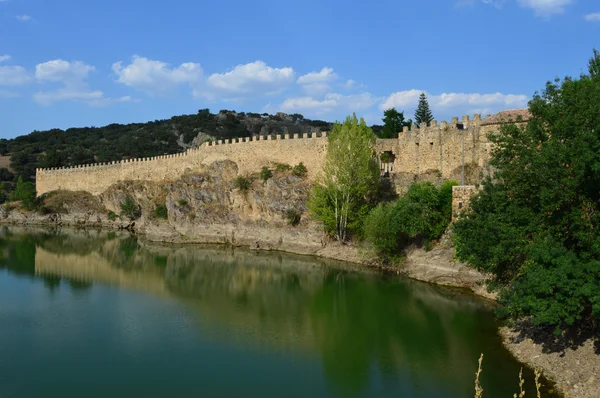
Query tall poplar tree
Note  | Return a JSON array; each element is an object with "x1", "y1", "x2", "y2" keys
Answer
[
  {"x1": 309, "y1": 114, "x2": 379, "y2": 242},
  {"x1": 414, "y1": 93, "x2": 434, "y2": 128}
]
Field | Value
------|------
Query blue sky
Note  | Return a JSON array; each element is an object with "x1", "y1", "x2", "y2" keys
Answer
[{"x1": 0, "y1": 0, "x2": 598, "y2": 139}]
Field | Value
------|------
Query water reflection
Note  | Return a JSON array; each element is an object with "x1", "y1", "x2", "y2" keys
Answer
[{"x1": 0, "y1": 226, "x2": 551, "y2": 397}]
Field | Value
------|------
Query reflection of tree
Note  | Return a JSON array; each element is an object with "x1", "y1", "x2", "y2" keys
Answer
[{"x1": 0, "y1": 226, "x2": 545, "y2": 397}]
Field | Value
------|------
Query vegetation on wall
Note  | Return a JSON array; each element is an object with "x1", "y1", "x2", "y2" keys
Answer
[
  {"x1": 453, "y1": 50, "x2": 600, "y2": 336},
  {"x1": 309, "y1": 114, "x2": 379, "y2": 242}
]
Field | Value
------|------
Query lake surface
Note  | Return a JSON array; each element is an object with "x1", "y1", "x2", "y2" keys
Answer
[{"x1": 0, "y1": 227, "x2": 553, "y2": 397}]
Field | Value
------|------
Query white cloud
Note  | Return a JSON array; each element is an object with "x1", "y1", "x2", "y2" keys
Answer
[
  {"x1": 296, "y1": 67, "x2": 337, "y2": 85},
  {"x1": 35, "y1": 59, "x2": 132, "y2": 106},
  {"x1": 585, "y1": 12, "x2": 600, "y2": 22},
  {"x1": 516, "y1": 0, "x2": 573, "y2": 17},
  {"x1": 36, "y1": 60, "x2": 94, "y2": 86},
  {"x1": 344, "y1": 79, "x2": 356, "y2": 89},
  {"x1": 0, "y1": 55, "x2": 11, "y2": 63},
  {"x1": 33, "y1": 89, "x2": 132, "y2": 106},
  {"x1": 200, "y1": 61, "x2": 295, "y2": 100},
  {"x1": 16, "y1": 14, "x2": 32, "y2": 22},
  {"x1": 112, "y1": 56, "x2": 203, "y2": 96},
  {"x1": 381, "y1": 89, "x2": 528, "y2": 118},
  {"x1": 276, "y1": 92, "x2": 379, "y2": 116},
  {"x1": 0, "y1": 64, "x2": 31, "y2": 86}
]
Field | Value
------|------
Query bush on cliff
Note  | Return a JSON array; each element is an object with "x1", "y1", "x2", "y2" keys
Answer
[
  {"x1": 453, "y1": 50, "x2": 600, "y2": 336},
  {"x1": 260, "y1": 167, "x2": 273, "y2": 182},
  {"x1": 120, "y1": 194, "x2": 141, "y2": 220},
  {"x1": 363, "y1": 181, "x2": 457, "y2": 259},
  {"x1": 292, "y1": 163, "x2": 308, "y2": 178},
  {"x1": 153, "y1": 204, "x2": 168, "y2": 219},
  {"x1": 9, "y1": 176, "x2": 36, "y2": 211},
  {"x1": 309, "y1": 114, "x2": 379, "y2": 242},
  {"x1": 234, "y1": 176, "x2": 251, "y2": 192}
]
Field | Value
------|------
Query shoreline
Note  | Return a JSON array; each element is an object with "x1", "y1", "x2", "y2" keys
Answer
[{"x1": 1, "y1": 216, "x2": 597, "y2": 396}]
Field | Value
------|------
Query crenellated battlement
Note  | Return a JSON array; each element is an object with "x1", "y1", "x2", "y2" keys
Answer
[
  {"x1": 36, "y1": 131, "x2": 329, "y2": 195},
  {"x1": 35, "y1": 109, "x2": 526, "y2": 197},
  {"x1": 400, "y1": 114, "x2": 485, "y2": 135}
]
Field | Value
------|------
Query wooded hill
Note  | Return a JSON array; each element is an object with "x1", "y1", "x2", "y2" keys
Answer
[{"x1": 0, "y1": 109, "x2": 334, "y2": 182}]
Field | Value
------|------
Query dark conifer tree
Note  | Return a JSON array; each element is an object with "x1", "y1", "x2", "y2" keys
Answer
[{"x1": 414, "y1": 93, "x2": 434, "y2": 128}]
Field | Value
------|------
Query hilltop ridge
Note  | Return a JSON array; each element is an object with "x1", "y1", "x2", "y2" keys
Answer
[{"x1": 0, "y1": 109, "x2": 333, "y2": 182}]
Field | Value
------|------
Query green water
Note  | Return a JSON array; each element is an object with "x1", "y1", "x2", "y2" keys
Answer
[{"x1": 0, "y1": 227, "x2": 555, "y2": 397}]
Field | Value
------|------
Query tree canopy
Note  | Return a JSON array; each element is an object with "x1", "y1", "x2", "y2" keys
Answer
[
  {"x1": 309, "y1": 115, "x2": 379, "y2": 242},
  {"x1": 378, "y1": 108, "x2": 412, "y2": 138},
  {"x1": 453, "y1": 50, "x2": 600, "y2": 335}
]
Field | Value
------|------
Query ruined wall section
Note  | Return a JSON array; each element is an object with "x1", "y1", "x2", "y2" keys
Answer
[
  {"x1": 391, "y1": 114, "x2": 490, "y2": 179},
  {"x1": 36, "y1": 133, "x2": 328, "y2": 196}
]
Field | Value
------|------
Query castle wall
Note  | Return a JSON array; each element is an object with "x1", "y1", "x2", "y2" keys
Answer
[
  {"x1": 36, "y1": 133, "x2": 328, "y2": 196},
  {"x1": 35, "y1": 113, "x2": 514, "y2": 197}
]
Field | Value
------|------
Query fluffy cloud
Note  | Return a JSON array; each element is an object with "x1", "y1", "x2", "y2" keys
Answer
[
  {"x1": 15, "y1": 14, "x2": 32, "y2": 22},
  {"x1": 516, "y1": 0, "x2": 573, "y2": 17},
  {"x1": 36, "y1": 60, "x2": 94, "y2": 86},
  {"x1": 296, "y1": 67, "x2": 337, "y2": 96},
  {"x1": 381, "y1": 89, "x2": 528, "y2": 118},
  {"x1": 200, "y1": 61, "x2": 295, "y2": 100},
  {"x1": 585, "y1": 12, "x2": 600, "y2": 22},
  {"x1": 35, "y1": 59, "x2": 131, "y2": 106},
  {"x1": 0, "y1": 55, "x2": 11, "y2": 63},
  {"x1": 275, "y1": 92, "x2": 379, "y2": 116},
  {"x1": 0, "y1": 64, "x2": 31, "y2": 86},
  {"x1": 112, "y1": 56, "x2": 203, "y2": 95},
  {"x1": 296, "y1": 67, "x2": 337, "y2": 85}
]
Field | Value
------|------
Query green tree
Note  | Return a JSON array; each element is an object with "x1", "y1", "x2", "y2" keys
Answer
[
  {"x1": 414, "y1": 93, "x2": 434, "y2": 128},
  {"x1": 309, "y1": 114, "x2": 379, "y2": 242},
  {"x1": 453, "y1": 50, "x2": 600, "y2": 335},
  {"x1": 379, "y1": 108, "x2": 412, "y2": 138},
  {"x1": 363, "y1": 181, "x2": 457, "y2": 258},
  {"x1": 9, "y1": 176, "x2": 36, "y2": 210}
]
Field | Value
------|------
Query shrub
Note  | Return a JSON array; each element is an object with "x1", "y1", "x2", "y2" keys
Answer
[
  {"x1": 274, "y1": 162, "x2": 292, "y2": 172},
  {"x1": 153, "y1": 203, "x2": 168, "y2": 219},
  {"x1": 292, "y1": 162, "x2": 308, "y2": 178},
  {"x1": 234, "y1": 176, "x2": 251, "y2": 191},
  {"x1": 363, "y1": 181, "x2": 457, "y2": 258},
  {"x1": 177, "y1": 199, "x2": 188, "y2": 206},
  {"x1": 285, "y1": 208, "x2": 301, "y2": 226},
  {"x1": 9, "y1": 176, "x2": 37, "y2": 211},
  {"x1": 260, "y1": 166, "x2": 273, "y2": 182},
  {"x1": 120, "y1": 194, "x2": 141, "y2": 220},
  {"x1": 107, "y1": 211, "x2": 117, "y2": 221}
]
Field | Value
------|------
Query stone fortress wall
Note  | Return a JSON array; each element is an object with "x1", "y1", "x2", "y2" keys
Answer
[{"x1": 35, "y1": 110, "x2": 528, "y2": 197}]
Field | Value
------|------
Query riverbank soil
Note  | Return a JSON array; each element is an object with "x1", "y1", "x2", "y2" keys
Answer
[{"x1": 501, "y1": 323, "x2": 599, "y2": 398}]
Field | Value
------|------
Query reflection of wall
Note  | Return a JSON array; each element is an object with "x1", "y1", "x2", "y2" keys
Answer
[{"x1": 34, "y1": 247, "x2": 168, "y2": 296}]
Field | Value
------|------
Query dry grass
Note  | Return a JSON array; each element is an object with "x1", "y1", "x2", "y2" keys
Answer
[
  {"x1": 475, "y1": 353, "x2": 545, "y2": 398},
  {"x1": 41, "y1": 190, "x2": 106, "y2": 214},
  {"x1": 0, "y1": 155, "x2": 13, "y2": 172}
]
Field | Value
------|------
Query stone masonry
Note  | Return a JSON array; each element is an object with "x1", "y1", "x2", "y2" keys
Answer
[{"x1": 35, "y1": 109, "x2": 530, "y2": 198}]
